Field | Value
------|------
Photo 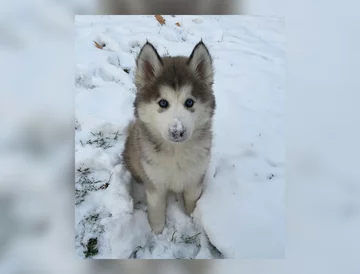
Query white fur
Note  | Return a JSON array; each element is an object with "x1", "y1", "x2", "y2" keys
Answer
[
  {"x1": 142, "y1": 141, "x2": 209, "y2": 192},
  {"x1": 143, "y1": 139, "x2": 208, "y2": 233},
  {"x1": 145, "y1": 189, "x2": 167, "y2": 234}
]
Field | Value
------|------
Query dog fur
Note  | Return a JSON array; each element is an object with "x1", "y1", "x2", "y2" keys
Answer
[{"x1": 123, "y1": 41, "x2": 216, "y2": 234}]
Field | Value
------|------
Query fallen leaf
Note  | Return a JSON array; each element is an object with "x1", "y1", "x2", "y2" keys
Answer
[
  {"x1": 93, "y1": 41, "x2": 103, "y2": 49},
  {"x1": 175, "y1": 22, "x2": 181, "y2": 27},
  {"x1": 155, "y1": 15, "x2": 166, "y2": 25}
]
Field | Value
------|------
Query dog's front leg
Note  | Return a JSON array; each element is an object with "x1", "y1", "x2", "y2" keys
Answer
[
  {"x1": 146, "y1": 188, "x2": 167, "y2": 234},
  {"x1": 184, "y1": 184, "x2": 203, "y2": 216}
]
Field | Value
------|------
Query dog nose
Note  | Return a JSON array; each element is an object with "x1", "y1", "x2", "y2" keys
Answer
[
  {"x1": 169, "y1": 118, "x2": 186, "y2": 141},
  {"x1": 170, "y1": 128, "x2": 185, "y2": 140}
]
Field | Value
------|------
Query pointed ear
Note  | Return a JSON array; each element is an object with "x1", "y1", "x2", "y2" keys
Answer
[
  {"x1": 135, "y1": 42, "x2": 163, "y2": 88},
  {"x1": 187, "y1": 41, "x2": 214, "y2": 85}
]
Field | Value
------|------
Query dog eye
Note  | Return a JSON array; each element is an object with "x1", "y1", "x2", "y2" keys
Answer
[
  {"x1": 158, "y1": 99, "x2": 169, "y2": 108},
  {"x1": 184, "y1": 99, "x2": 194, "y2": 108}
]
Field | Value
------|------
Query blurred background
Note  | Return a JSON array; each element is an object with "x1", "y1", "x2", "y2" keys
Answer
[
  {"x1": 94, "y1": 0, "x2": 284, "y2": 16},
  {"x1": 1, "y1": 0, "x2": 360, "y2": 274}
]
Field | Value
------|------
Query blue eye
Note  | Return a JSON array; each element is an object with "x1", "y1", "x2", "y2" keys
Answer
[
  {"x1": 158, "y1": 99, "x2": 169, "y2": 108},
  {"x1": 184, "y1": 99, "x2": 194, "y2": 108}
]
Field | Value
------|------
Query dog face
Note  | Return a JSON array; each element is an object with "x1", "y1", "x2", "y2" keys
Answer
[{"x1": 134, "y1": 41, "x2": 216, "y2": 144}]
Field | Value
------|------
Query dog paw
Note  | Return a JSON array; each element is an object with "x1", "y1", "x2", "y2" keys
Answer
[
  {"x1": 151, "y1": 223, "x2": 165, "y2": 235},
  {"x1": 149, "y1": 218, "x2": 165, "y2": 234},
  {"x1": 185, "y1": 202, "x2": 197, "y2": 216},
  {"x1": 185, "y1": 210, "x2": 193, "y2": 217}
]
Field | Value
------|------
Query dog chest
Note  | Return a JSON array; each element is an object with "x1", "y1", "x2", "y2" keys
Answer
[{"x1": 142, "y1": 144, "x2": 209, "y2": 192}]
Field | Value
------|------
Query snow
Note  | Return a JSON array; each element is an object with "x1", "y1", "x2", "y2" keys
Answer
[
  {"x1": 170, "y1": 118, "x2": 184, "y2": 134},
  {"x1": 75, "y1": 15, "x2": 285, "y2": 259}
]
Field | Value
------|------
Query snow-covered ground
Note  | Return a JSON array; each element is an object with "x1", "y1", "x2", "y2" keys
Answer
[{"x1": 75, "y1": 15, "x2": 285, "y2": 259}]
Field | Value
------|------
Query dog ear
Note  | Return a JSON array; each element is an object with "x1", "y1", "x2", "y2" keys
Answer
[
  {"x1": 135, "y1": 42, "x2": 163, "y2": 88},
  {"x1": 187, "y1": 41, "x2": 214, "y2": 86}
]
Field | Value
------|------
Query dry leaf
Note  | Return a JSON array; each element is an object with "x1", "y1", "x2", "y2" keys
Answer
[
  {"x1": 93, "y1": 41, "x2": 103, "y2": 49},
  {"x1": 155, "y1": 15, "x2": 166, "y2": 25},
  {"x1": 175, "y1": 22, "x2": 181, "y2": 27}
]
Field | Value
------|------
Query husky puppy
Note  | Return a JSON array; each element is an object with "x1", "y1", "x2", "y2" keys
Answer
[{"x1": 123, "y1": 41, "x2": 216, "y2": 234}]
